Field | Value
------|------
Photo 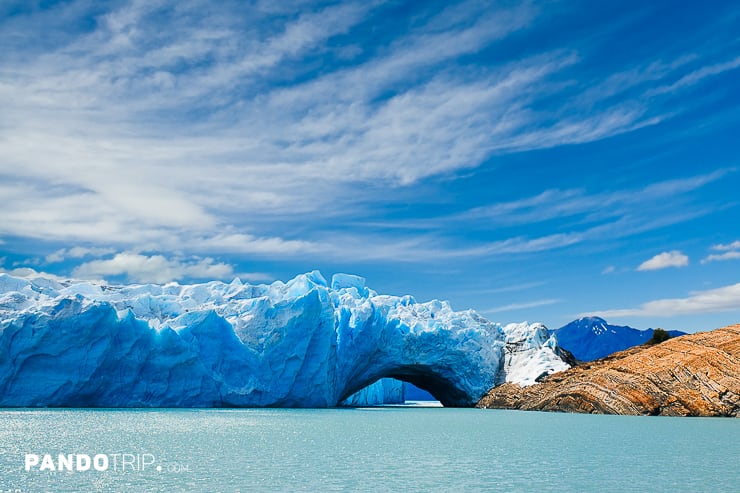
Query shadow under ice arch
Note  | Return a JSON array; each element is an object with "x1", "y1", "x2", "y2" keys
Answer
[
  {"x1": 340, "y1": 366, "x2": 477, "y2": 407},
  {"x1": 389, "y1": 366, "x2": 473, "y2": 407}
]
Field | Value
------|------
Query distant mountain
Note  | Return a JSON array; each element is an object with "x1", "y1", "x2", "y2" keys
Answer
[{"x1": 552, "y1": 317, "x2": 686, "y2": 361}]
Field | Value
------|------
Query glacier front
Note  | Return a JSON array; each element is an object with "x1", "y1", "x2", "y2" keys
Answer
[{"x1": 0, "y1": 271, "x2": 567, "y2": 407}]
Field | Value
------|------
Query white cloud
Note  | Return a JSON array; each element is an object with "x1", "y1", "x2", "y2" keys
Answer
[
  {"x1": 637, "y1": 250, "x2": 689, "y2": 271},
  {"x1": 12, "y1": 257, "x2": 41, "y2": 267},
  {"x1": 46, "y1": 246, "x2": 117, "y2": 263},
  {"x1": 45, "y1": 251, "x2": 66, "y2": 264},
  {"x1": 68, "y1": 246, "x2": 116, "y2": 258},
  {"x1": 711, "y1": 240, "x2": 740, "y2": 251},
  {"x1": 233, "y1": 271, "x2": 274, "y2": 283},
  {"x1": 0, "y1": 2, "x2": 736, "y2": 267},
  {"x1": 702, "y1": 240, "x2": 740, "y2": 264},
  {"x1": 585, "y1": 282, "x2": 740, "y2": 318},
  {"x1": 481, "y1": 299, "x2": 560, "y2": 314},
  {"x1": 191, "y1": 233, "x2": 320, "y2": 255},
  {"x1": 0, "y1": 1, "x2": 726, "y2": 256},
  {"x1": 0, "y1": 266, "x2": 70, "y2": 281},
  {"x1": 72, "y1": 252, "x2": 237, "y2": 284},
  {"x1": 702, "y1": 251, "x2": 740, "y2": 264},
  {"x1": 602, "y1": 265, "x2": 616, "y2": 275},
  {"x1": 307, "y1": 231, "x2": 583, "y2": 262},
  {"x1": 647, "y1": 55, "x2": 740, "y2": 96},
  {"x1": 454, "y1": 169, "x2": 729, "y2": 226}
]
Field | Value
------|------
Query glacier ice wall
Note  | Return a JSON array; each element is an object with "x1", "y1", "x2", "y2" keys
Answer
[
  {"x1": 0, "y1": 271, "x2": 517, "y2": 407},
  {"x1": 496, "y1": 322, "x2": 570, "y2": 386}
]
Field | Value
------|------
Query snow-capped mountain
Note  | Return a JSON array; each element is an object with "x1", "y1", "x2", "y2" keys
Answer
[
  {"x1": 552, "y1": 316, "x2": 686, "y2": 361},
  {"x1": 0, "y1": 271, "x2": 569, "y2": 407}
]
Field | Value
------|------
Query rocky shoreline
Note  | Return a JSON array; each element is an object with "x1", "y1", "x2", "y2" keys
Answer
[{"x1": 477, "y1": 324, "x2": 740, "y2": 417}]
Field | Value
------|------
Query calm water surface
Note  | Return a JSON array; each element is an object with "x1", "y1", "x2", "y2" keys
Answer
[{"x1": 0, "y1": 408, "x2": 737, "y2": 492}]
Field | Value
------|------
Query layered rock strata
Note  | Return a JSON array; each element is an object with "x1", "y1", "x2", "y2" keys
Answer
[{"x1": 477, "y1": 325, "x2": 740, "y2": 417}]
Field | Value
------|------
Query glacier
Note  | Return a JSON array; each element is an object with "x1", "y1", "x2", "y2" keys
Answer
[
  {"x1": 497, "y1": 322, "x2": 570, "y2": 386},
  {"x1": 0, "y1": 271, "x2": 568, "y2": 407}
]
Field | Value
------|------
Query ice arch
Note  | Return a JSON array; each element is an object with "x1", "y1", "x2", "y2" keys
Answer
[
  {"x1": 341, "y1": 379, "x2": 405, "y2": 406},
  {"x1": 340, "y1": 369, "x2": 475, "y2": 407},
  {"x1": 0, "y1": 272, "x2": 504, "y2": 408}
]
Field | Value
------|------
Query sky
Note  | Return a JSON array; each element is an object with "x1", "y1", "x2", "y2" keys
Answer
[{"x1": 0, "y1": 0, "x2": 739, "y2": 333}]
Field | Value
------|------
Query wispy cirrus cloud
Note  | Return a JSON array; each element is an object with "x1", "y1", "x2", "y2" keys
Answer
[
  {"x1": 482, "y1": 298, "x2": 561, "y2": 314},
  {"x1": 0, "y1": 0, "x2": 737, "y2": 288},
  {"x1": 335, "y1": 169, "x2": 727, "y2": 262},
  {"x1": 703, "y1": 251, "x2": 740, "y2": 263},
  {"x1": 647, "y1": 55, "x2": 740, "y2": 96},
  {"x1": 453, "y1": 169, "x2": 730, "y2": 226},
  {"x1": 712, "y1": 240, "x2": 740, "y2": 251},
  {"x1": 701, "y1": 240, "x2": 740, "y2": 264},
  {"x1": 585, "y1": 282, "x2": 740, "y2": 318},
  {"x1": 46, "y1": 246, "x2": 117, "y2": 264},
  {"x1": 459, "y1": 281, "x2": 547, "y2": 296}
]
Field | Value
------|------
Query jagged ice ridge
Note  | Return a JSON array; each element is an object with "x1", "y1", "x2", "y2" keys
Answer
[{"x1": 0, "y1": 272, "x2": 568, "y2": 407}]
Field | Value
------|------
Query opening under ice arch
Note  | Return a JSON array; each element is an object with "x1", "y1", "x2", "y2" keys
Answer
[{"x1": 339, "y1": 365, "x2": 480, "y2": 407}]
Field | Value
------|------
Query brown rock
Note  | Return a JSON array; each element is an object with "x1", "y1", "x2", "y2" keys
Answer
[{"x1": 477, "y1": 324, "x2": 740, "y2": 417}]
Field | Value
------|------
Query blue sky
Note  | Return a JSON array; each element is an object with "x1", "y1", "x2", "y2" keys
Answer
[{"x1": 1, "y1": 0, "x2": 739, "y2": 332}]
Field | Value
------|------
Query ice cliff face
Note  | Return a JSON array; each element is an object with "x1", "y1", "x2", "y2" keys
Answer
[
  {"x1": 497, "y1": 322, "x2": 570, "y2": 386},
  {"x1": 0, "y1": 271, "x2": 568, "y2": 407}
]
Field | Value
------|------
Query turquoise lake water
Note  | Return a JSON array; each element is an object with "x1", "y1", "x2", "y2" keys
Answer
[{"x1": 0, "y1": 408, "x2": 737, "y2": 492}]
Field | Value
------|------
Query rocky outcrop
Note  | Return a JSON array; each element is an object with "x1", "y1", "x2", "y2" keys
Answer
[{"x1": 477, "y1": 325, "x2": 740, "y2": 417}]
